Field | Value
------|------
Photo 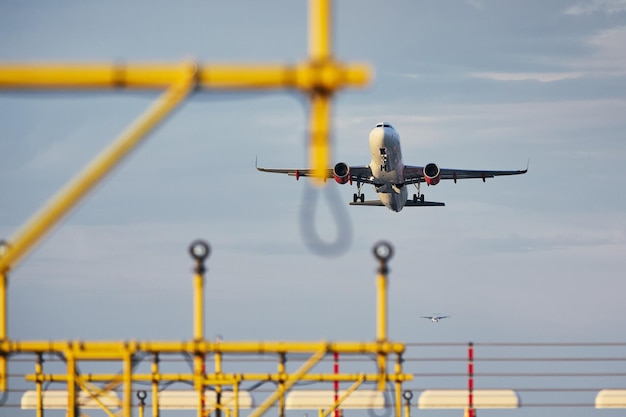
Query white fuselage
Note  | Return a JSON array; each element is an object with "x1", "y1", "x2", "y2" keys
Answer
[{"x1": 368, "y1": 124, "x2": 407, "y2": 212}]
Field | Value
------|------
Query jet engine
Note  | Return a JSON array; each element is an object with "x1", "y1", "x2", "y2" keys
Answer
[
  {"x1": 333, "y1": 162, "x2": 351, "y2": 184},
  {"x1": 424, "y1": 163, "x2": 441, "y2": 185}
]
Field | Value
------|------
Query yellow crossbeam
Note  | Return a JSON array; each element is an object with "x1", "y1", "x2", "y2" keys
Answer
[
  {"x1": 0, "y1": 62, "x2": 369, "y2": 91},
  {"x1": 26, "y1": 372, "x2": 412, "y2": 384},
  {"x1": 2, "y1": 340, "x2": 405, "y2": 357}
]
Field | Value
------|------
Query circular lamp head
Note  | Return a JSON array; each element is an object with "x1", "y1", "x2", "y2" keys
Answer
[
  {"x1": 372, "y1": 241, "x2": 393, "y2": 262},
  {"x1": 189, "y1": 240, "x2": 210, "y2": 261}
]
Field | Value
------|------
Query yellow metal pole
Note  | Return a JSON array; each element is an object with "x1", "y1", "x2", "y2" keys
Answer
[
  {"x1": 373, "y1": 242, "x2": 393, "y2": 391},
  {"x1": 233, "y1": 380, "x2": 240, "y2": 417},
  {"x1": 190, "y1": 240, "x2": 210, "y2": 417},
  {"x1": 67, "y1": 351, "x2": 77, "y2": 417},
  {"x1": 0, "y1": 270, "x2": 6, "y2": 392},
  {"x1": 8, "y1": 339, "x2": 407, "y2": 357},
  {"x1": 193, "y1": 271, "x2": 204, "y2": 341},
  {"x1": 123, "y1": 352, "x2": 133, "y2": 417},
  {"x1": 137, "y1": 391, "x2": 148, "y2": 417},
  {"x1": 309, "y1": 0, "x2": 331, "y2": 61},
  {"x1": 152, "y1": 354, "x2": 160, "y2": 417},
  {"x1": 376, "y1": 259, "x2": 388, "y2": 391},
  {"x1": 0, "y1": 62, "x2": 370, "y2": 91},
  {"x1": 0, "y1": 62, "x2": 197, "y2": 275},
  {"x1": 376, "y1": 268, "x2": 387, "y2": 342},
  {"x1": 249, "y1": 350, "x2": 326, "y2": 417},
  {"x1": 278, "y1": 353, "x2": 286, "y2": 417},
  {"x1": 309, "y1": 93, "x2": 332, "y2": 184},
  {"x1": 35, "y1": 353, "x2": 43, "y2": 417},
  {"x1": 25, "y1": 371, "x2": 411, "y2": 385},
  {"x1": 215, "y1": 351, "x2": 223, "y2": 417},
  {"x1": 402, "y1": 391, "x2": 413, "y2": 417},
  {"x1": 308, "y1": 0, "x2": 333, "y2": 183},
  {"x1": 394, "y1": 380, "x2": 402, "y2": 417},
  {"x1": 394, "y1": 356, "x2": 403, "y2": 417},
  {"x1": 193, "y1": 267, "x2": 205, "y2": 417}
]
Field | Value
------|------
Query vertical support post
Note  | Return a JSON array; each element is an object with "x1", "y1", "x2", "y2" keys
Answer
[
  {"x1": 232, "y1": 378, "x2": 241, "y2": 417},
  {"x1": 0, "y1": 268, "x2": 6, "y2": 393},
  {"x1": 278, "y1": 353, "x2": 286, "y2": 417},
  {"x1": 309, "y1": 90, "x2": 331, "y2": 184},
  {"x1": 189, "y1": 240, "x2": 210, "y2": 417},
  {"x1": 215, "y1": 351, "x2": 223, "y2": 417},
  {"x1": 373, "y1": 242, "x2": 393, "y2": 391},
  {"x1": 394, "y1": 355, "x2": 403, "y2": 417},
  {"x1": 468, "y1": 342, "x2": 475, "y2": 417},
  {"x1": 195, "y1": 358, "x2": 205, "y2": 417},
  {"x1": 123, "y1": 351, "x2": 133, "y2": 417},
  {"x1": 402, "y1": 391, "x2": 413, "y2": 417},
  {"x1": 138, "y1": 391, "x2": 147, "y2": 417},
  {"x1": 35, "y1": 353, "x2": 43, "y2": 417},
  {"x1": 309, "y1": 0, "x2": 331, "y2": 61},
  {"x1": 333, "y1": 351, "x2": 339, "y2": 417},
  {"x1": 308, "y1": 0, "x2": 333, "y2": 182},
  {"x1": 376, "y1": 263, "x2": 387, "y2": 343},
  {"x1": 67, "y1": 350, "x2": 77, "y2": 417},
  {"x1": 152, "y1": 354, "x2": 160, "y2": 417}
]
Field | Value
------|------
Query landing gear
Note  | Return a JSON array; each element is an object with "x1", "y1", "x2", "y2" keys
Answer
[
  {"x1": 353, "y1": 179, "x2": 365, "y2": 203},
  {"x1": 412, "y1": 193, "x2": 425, "y2": 203},
  {"x1": 412, "y1": 182, "x2": 425, "y2": 203}
]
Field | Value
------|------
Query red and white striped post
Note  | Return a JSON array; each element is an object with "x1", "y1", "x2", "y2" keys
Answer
[
  {"x1": 467, "y1": 342, "x2": 475, "y2": 417},
  {"x1": 334, "y1": 351, "x2": 340, "y2": 417}
]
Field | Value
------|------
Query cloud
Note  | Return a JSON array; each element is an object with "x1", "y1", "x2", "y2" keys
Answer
[
  {"x1": 581, "y1": 26, "x2": 626, "y2": 74},
  {"x1": 465, "y1": 0, "x2": 485, "y2": 9},
  {"x1": 467, "y1": 26, "x2": 626, "y2": 81},
  {"x1": 469, "y1": 72, "x2": 584, "y2": 82},
  {"x1": 565, "y1": 0, "x2": 626, "y2": 15}
]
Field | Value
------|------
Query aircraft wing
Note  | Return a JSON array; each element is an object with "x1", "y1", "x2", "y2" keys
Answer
[
  {"x1": 257, "y1": 165, "x2": 376, "y2": 183},
  {"x1": 403, "y1": 165, "x2": 528, "y2": 185}
]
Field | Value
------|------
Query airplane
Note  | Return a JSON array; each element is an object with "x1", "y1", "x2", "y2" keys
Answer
[
  {"x1": 422, "y1": 315, "x2": 449, "y2": 323},
  {"x1": 256, "y1": 122, "x2": 527, "y2": 212}
]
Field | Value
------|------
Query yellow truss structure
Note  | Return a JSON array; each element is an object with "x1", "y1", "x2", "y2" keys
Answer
[{"x1": 0, "y1": 1, "x2": 413, "y2": 416}]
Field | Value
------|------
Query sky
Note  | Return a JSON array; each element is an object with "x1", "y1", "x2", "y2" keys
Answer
[{"x1": 1, "y1": 0, "x2": 626, "y2": 415}]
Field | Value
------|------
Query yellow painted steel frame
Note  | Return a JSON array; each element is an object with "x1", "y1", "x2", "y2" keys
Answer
[
  {"x1": 0, "y1": 2, "x2": 415, "y2": 417},
  {"x1": 11, "y1": 255, "x2": 413, "y2": 417},
  {"x1": 319, "y1": 375, "x2": 365, "y2": 417}
]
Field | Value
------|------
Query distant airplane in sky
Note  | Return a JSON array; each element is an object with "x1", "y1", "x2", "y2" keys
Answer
[
  {"x1": 257, "y1": 122, "x2": 527, "y2": 212},
  {"x1": 422, "y1": 316, "x2": 449, "y2": 323}
]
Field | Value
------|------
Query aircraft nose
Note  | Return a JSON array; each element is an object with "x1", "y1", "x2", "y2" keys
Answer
[{"x1": 368, "y1": 127, "x2": 386, "y2": 148}]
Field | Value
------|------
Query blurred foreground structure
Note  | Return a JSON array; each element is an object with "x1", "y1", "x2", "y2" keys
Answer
[{"x1": 3, "y1": 240, "x2": 414, "y2": 417}]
